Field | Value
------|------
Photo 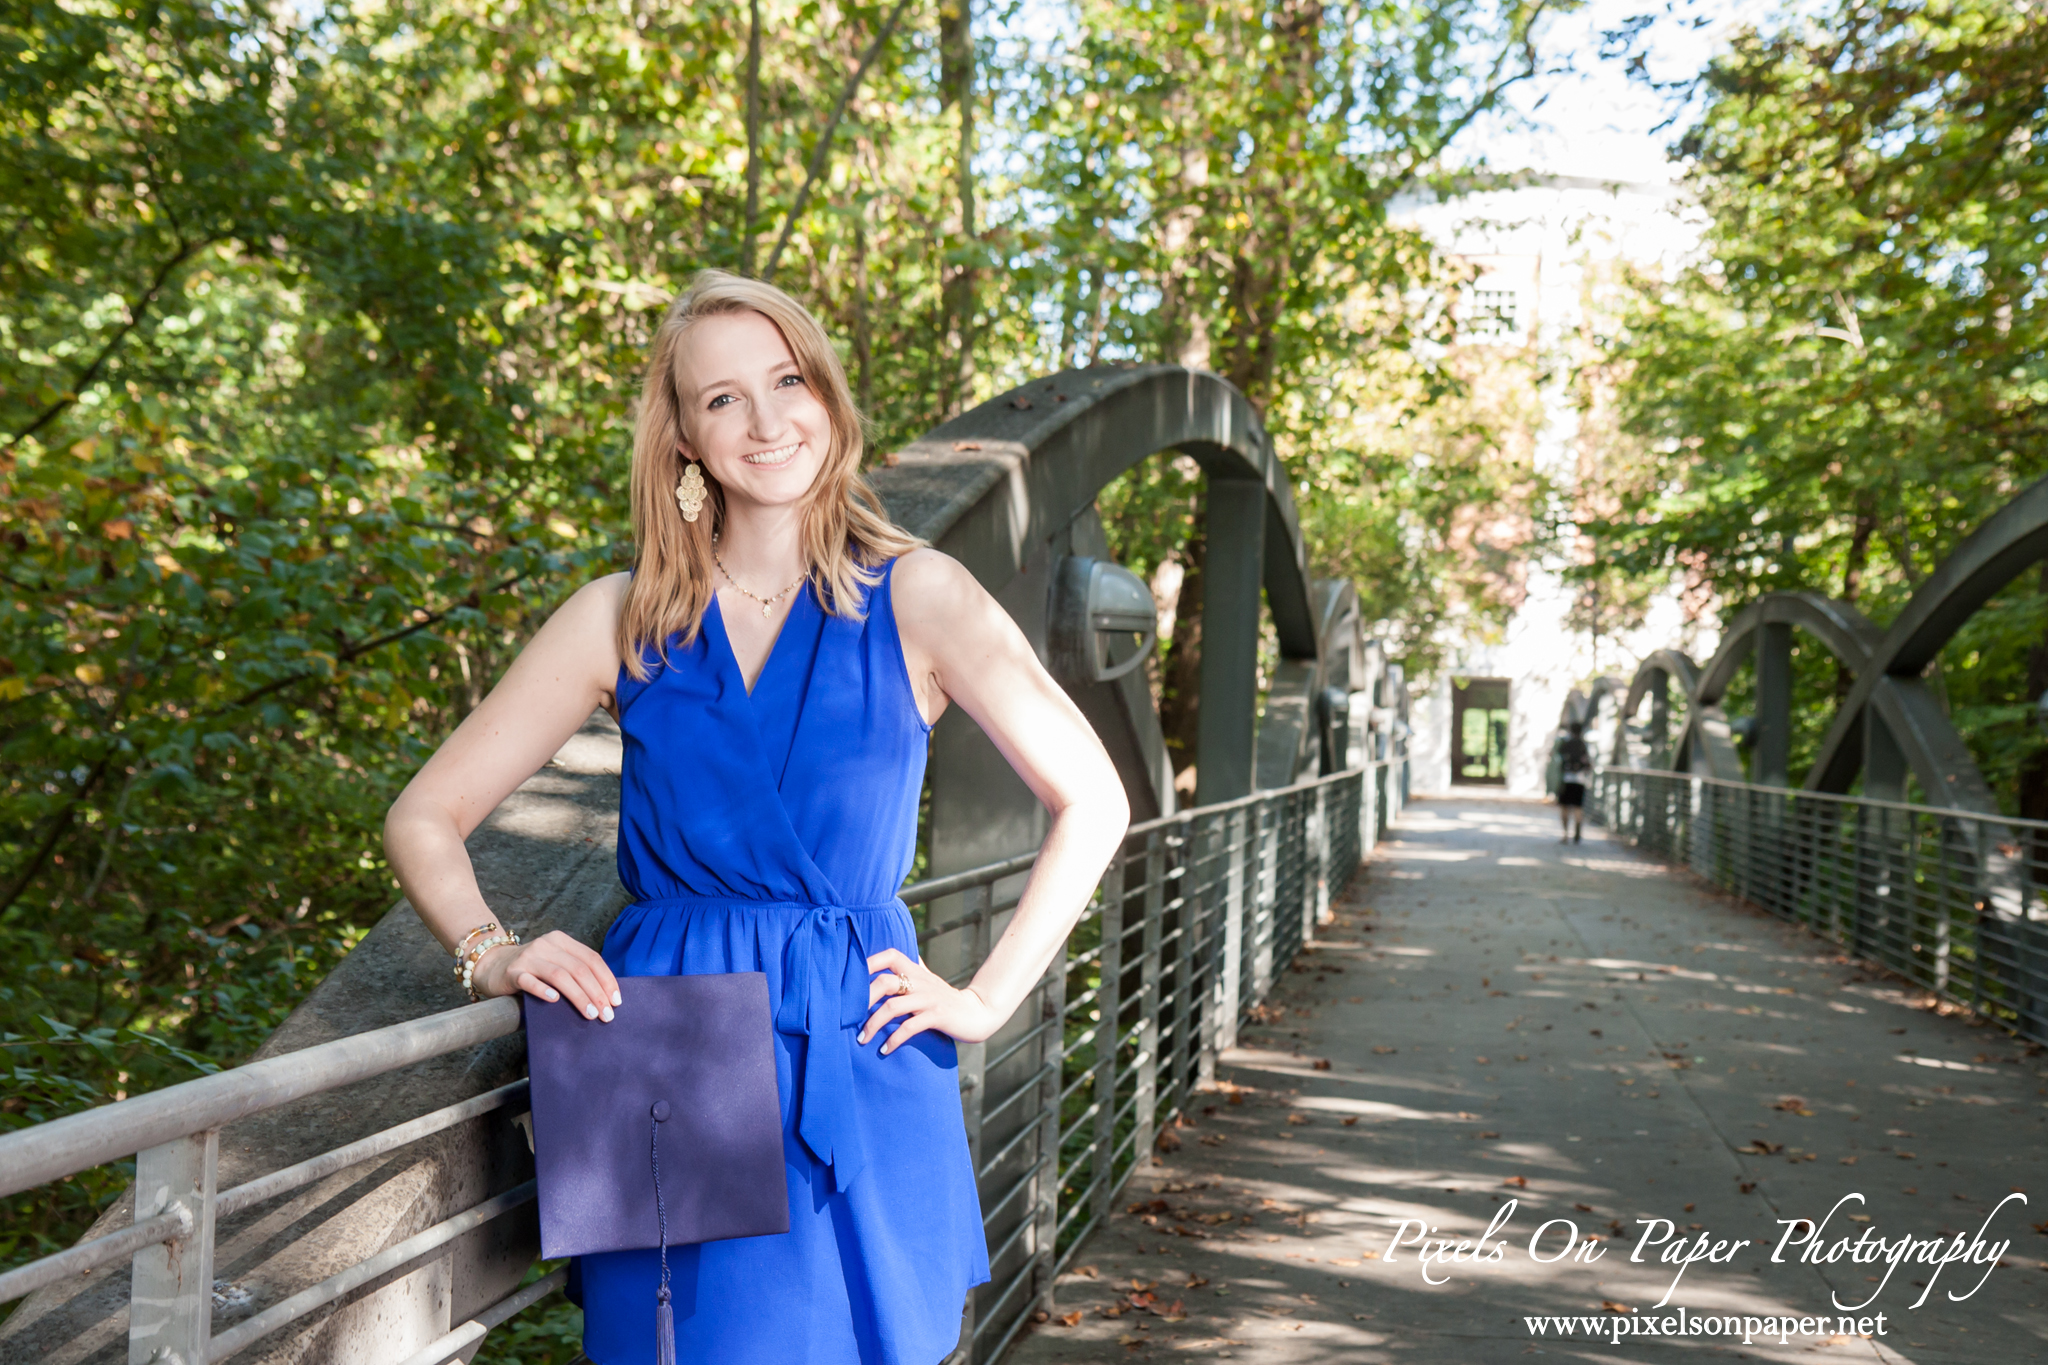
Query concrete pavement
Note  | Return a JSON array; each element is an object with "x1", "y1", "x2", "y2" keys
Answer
[{"x1": 1004, "y1": 796, "x2": 2048, "y2": 1363}]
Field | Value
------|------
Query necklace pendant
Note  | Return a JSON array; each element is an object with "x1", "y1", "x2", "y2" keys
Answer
[{"x1": 762, "y1": 602, "x2": 772, "y2": 618}]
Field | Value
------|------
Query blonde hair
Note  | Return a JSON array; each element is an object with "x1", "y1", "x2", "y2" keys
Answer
[{"x1": 618, "y1": 270, "x2": 921, "y2": 680}]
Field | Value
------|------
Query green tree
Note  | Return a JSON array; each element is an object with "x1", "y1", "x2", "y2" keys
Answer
[{"x1": 1585, "y1": 0, "x2": 2048, "y2": 800}]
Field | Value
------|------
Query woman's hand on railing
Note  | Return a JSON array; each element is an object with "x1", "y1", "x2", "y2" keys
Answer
[
  {"x1": 474, "y1": 930, "x2": 622, "y2": 1023},
  {"x1": 858, "y1": 949, "x2": 1004, "y2": 1054}
]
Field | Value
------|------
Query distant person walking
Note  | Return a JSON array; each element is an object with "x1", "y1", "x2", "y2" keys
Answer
[{"x1": 1556, "y1": 724, "x2": 1592, "y2": 843}]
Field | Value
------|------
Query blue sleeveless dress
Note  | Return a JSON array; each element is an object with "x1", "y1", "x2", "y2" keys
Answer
[{"x1": 576, "y1": 560, "x2": 990, "y2": 1364}]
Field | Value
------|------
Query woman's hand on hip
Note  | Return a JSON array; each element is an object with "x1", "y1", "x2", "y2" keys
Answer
[
  {"x1": 474, "y1": 929, "x2": 621, "y2": 1022},
  {"x1": 859, "y1": 948, "x2": 1003, "y2": 1054}
]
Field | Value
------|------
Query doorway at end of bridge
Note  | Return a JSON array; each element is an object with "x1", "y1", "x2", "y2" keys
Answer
[{"x1": 1451, "y1": 676, "x2": 1510, "y2": 786}]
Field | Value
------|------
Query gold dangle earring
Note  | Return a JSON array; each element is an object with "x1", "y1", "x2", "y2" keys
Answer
[{"x1": 674, "y1": 459, "x2": 707, "y2": 523}]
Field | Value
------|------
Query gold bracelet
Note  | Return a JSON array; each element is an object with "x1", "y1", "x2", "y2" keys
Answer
[
  {"x1": 455, "y1": 921, "x2": 503, "y2": 956},
  {"x1": 459, "y1": 931, "x2": 521, "y2": 1003}
]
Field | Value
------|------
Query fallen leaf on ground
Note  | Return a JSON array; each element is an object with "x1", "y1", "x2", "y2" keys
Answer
[
  {"x1": 1057, "y1": 1310, "x2": 1083, "y2": 1326},
  {"x1": 1602, "y1": 1301, "x2": 1632, "y2": 1314},
  {"x1": 1341, "y1": 1116, "x2": 1359, "y2": 1126},
  {"x1": 1503, "y1": 1175, "x2": 1529, "y2": 1188}
]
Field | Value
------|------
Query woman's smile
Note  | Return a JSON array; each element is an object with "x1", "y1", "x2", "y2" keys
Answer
[{"x1": 745, "y1": 441, "x2": 803, "y2": 467}]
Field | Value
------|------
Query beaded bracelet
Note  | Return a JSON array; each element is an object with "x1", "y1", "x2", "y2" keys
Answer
[
  {"x1": 455, "y1": 921, "x2": 504, "y2": 956},
  {"x1": 458, "y1": 931, "x2": 521, "y2": 1003}
]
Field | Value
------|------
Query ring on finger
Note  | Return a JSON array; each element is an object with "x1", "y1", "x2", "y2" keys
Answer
[{"x1": 894, "y1": 970, "x2": 913, "y2": 997}]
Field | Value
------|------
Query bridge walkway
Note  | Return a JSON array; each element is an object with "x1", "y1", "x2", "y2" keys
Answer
[{"x1": 1004, "y1": 796, "x2": 2048, "y2": 1364}]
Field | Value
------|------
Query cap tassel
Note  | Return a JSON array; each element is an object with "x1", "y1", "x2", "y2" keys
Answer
[{"x1": 652, "y1": 1099, "x2": 676, "y2": 1365}]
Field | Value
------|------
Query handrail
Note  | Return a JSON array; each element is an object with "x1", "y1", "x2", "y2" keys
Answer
[
  {"x1": 1610, "y1": 764, "x2": 2048, "y2": 831},
  {"x1": 1592, "y1": 765, "x2": 2047, "y2": 1046},
  {"x1": 0, "y1": 757, "x2": 1406, "y2": 1365},
  {"x1": 0, "y1": 998, "x2": 521, "y2": 1201}
]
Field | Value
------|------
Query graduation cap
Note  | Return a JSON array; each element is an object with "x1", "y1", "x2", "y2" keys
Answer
[{"x1": 525, "y1": 973, "x2": 790, "y2": 1364}]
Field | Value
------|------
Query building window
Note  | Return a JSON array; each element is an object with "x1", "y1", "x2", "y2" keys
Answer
[{"x1": 1462, "y1": 287, "x2": 1520, "y2": 340}]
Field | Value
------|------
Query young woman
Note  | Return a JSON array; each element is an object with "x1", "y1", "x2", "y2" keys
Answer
[{"x1": 384, "y1": 270, "x2": 1128, "y2": 1364}]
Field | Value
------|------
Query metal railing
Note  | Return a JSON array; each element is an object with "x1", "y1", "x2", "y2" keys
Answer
[
  {"x1": 1592, "y1": 767, "x2": 2048, "y2": 1044},
  {"x1": 0, "y1": 758, "x2": 1405, "y2": 1365}
]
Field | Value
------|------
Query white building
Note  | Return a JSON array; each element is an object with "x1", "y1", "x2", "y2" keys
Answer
[{"x1": 1391, "y1": 176, "x2": 1719, "y2": 797}]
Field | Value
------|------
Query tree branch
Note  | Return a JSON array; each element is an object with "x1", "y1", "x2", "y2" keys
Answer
[
  {"x1": 0, "y1": 757, "x2": 110, "y2": 924},
  {"x1": 194, "y1": 568, "x2": 536, "y2": 720},
  {"x1": 3, "y1": 238, "x2": 213, "y2": 453},
  {"x1": 741, "y1": 0, "x2": 764, "y2": 275},
  {"x1": 761, "y1": 0, "x2": 915, "y2": 284}
]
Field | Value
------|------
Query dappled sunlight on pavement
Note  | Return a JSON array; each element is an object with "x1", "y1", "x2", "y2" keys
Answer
[{"x1": 1003, "y1": 798, "x2": 2048, "y2": 1364}]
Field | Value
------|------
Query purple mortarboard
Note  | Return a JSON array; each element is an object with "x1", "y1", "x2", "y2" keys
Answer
[{"x1": 525, "y1": 974, "x2": 789, "y2": 1363}]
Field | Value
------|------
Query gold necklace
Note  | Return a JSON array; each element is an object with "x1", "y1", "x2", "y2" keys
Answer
[{"x1": 710, "y1": 537, "x2": 808, "y2": 618}]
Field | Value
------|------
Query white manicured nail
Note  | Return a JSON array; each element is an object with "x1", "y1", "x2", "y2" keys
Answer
[
  {"x1": 584, "y1": 1004, "x2": 598, "y2": 1019},
  {"x1": 601, "y1": 1006, "x2": 614, "y2": 1022},
  {"x1": 611, "y1": 991, "x2": 622, "y2": 1007}
]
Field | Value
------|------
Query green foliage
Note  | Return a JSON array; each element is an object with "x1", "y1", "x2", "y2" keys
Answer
[
  {"x1": 1587, "y1": 0, "x2": 2048, "y2": 796},
  {"x1": 1, "y1": 0, "x2": 1567, "y2": 1348},
  {"x1": 1020, "y1": 0, "x2": 1562, "y2": 649}
]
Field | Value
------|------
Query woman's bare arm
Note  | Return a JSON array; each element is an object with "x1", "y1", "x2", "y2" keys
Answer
[
  {"x1": 859, "y1": 548, "x2": 1130, "y2": 1054},
  {"x1": 383, "y1": 573, "x2": 628, "y2": 1021}
]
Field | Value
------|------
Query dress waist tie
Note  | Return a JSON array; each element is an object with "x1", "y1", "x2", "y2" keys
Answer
[{"x1": 773, "y1": 901, "x2": 906, "y2": 1193}]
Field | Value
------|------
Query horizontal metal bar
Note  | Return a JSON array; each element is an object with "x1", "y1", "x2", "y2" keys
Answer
[
  {"x1": 901, "y1": 852, "x2": 1040, "y2": 906},
  {"x1": 970, "y1": 1247, "x2": 1047, "y2": 1348},
  {"x1": 981, "y1": 1215, "x2": 1046, "y2": 1296},
  {"x1": 206, "y1": 1180, "x2": 536, "y2": 1362},
  {"x1": 217, "y1": 1079, "x2": 530, "y2": 1219},
  {"x1": 979, "y1": 1062, "x2": 1057, "y2": 1130},
  {"x1": 977, "y1": 1151, "x2": 1052, "y2": 1229},
  {"x1": 391, "y1": 1266, "x2": 569, "y2": 1365},
  {"x1": 977, "y1": 1108, "x2": 1052, "y2": 1182},
  {"x1": 1617, "y1": 765, "x2": 2046, "y2": 832},
  {"x1": 899, "y1": 766, "x2": 1384, "y2": 912},
  {"x1": 0, "y1": 1206, "x2": 188, "y2": 1307},
  {"x1": 0, "y1": 999, "x2": 522, "y2": 1201},
  {"x1": 985, "y1": 1014, "x2": 1056, "y2": 1075}
]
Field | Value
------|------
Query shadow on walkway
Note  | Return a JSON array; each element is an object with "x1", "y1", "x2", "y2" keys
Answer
[{"x1": 1004, "y1": 796, "x2": 2048, "y2": 1364}]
